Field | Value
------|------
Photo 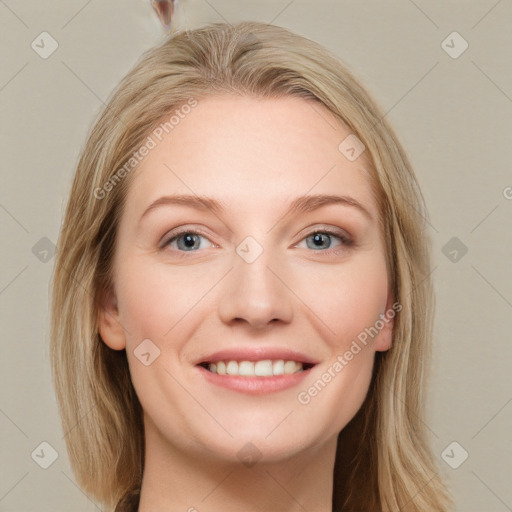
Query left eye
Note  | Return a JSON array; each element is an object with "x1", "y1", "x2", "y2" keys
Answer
[{"x1": 296, "y1": 230, "x2": 350, "y2": 251}]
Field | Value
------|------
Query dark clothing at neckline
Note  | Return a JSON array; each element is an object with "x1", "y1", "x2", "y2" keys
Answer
[{"x1": 114, "y1": 489, "x2": 140, "y2": 512}]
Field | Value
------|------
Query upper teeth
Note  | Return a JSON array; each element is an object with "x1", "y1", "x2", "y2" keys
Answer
[{"x1": 208, "y1": 360, "x2": 303, "y2": 377}]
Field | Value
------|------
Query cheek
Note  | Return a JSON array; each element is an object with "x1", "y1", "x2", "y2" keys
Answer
[
  {"x1": 116, "y1": 247, "x2": 389, "y2": 354},
  {"x1": 293, "y1": 258, "x2": 387, "y2": 436},
  {"x1": 116, "y1": 256, "x2": 218, "y2": 346},
  {"x1": 114, "y1": 258, "x2": 208, "y2": 421},
  {"x1": 300, "y1": 254, "x2": 389, "y2": 351}
]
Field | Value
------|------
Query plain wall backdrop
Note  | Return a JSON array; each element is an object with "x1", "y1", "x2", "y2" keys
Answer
[{"x1": 1, "y1": 1, "x2": 511, "y2": 510}]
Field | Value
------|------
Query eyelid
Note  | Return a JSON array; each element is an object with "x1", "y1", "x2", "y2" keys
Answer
[
  {"x1": 160, "y1": 224, "x2": 355, "y2": 257},
  {"x1": 161, "y1": 224, "x2": 351, "y2": 242}
]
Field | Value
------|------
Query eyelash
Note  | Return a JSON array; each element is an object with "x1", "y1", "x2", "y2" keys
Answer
[{"x1": 161, "y1": 226, "x2": 354, "y2": 258}]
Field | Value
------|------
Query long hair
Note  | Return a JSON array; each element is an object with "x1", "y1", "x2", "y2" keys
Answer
[{"x1": 50, "y1": 21, "x2": 452, "y2": 511}]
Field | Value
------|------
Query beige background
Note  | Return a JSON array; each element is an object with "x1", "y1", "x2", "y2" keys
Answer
[{"x1": 1, "y1": 1, "x2": 511, "y2": 510}]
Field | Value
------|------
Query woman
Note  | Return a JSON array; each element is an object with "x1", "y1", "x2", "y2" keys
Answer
[{"x1": 50, "y1": 21, "x2": 453, "y2": 511}]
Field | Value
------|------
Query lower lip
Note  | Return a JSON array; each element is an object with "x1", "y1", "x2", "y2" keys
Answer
[{"x1": 196, "y1": 365, "x2": 313, "y2": 395}]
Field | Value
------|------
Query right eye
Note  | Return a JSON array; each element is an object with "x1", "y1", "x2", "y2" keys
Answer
[{"x1": 163, "y1": 229, "x2": 216, "y2": 252}]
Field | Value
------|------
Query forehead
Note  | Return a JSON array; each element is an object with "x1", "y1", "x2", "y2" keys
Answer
[{"x1": 123, "y1": 94, "x2": 378, "y2": 221}]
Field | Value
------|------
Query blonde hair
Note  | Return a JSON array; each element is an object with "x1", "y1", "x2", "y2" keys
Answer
[{"x1": 50, "y1": 21, "x2": 452, "y2": 511}]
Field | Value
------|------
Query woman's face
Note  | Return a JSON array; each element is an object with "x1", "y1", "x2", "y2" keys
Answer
[{"x1": 99, "y1": 94, "x2": 394, "y2": 463}]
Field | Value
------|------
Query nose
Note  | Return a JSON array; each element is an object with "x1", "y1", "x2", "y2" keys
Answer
[{"x1": 217, "y1": 252, "x2": 294, "y2": 330}]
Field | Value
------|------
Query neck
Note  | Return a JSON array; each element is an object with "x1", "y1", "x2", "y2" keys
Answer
[{"x1": 137, "y1": 418, "x2": 337, "y2": 512}]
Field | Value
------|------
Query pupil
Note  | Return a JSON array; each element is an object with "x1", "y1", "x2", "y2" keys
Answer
[
  {"x1": 184, "y1": 234, "x2": 196, "y2": 248},
  {"x1": 311, "y1": 233, "x2": 329, "y2": 249},
  {"x1": 315, "y1": 234, "x2": 324, "y2": 246}
]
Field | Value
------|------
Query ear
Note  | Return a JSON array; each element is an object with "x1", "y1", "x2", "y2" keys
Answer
[
  {"x1": 97, "y1": 285, "x2": 126, "y2": 351},
  {"x1": 374, "y1": 292, "x2": 398, "y2": 352}
]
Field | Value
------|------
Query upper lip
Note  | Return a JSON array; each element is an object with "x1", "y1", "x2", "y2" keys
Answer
[{"x1": 195, "y1": 347, "x2": 320, "y2": 366}]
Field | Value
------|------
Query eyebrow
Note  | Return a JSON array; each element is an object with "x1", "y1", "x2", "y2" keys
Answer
[{"x1": 139, "y1": 193, "x2": 373, "y2": 223}]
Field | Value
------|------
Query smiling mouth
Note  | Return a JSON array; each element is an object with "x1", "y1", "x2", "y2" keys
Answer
[{"x1": 198, "y1": 359, "x2": 315, "y2": 377}]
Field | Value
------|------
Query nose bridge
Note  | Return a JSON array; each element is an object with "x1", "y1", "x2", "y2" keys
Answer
[{"x1": 217, "y1": 237, "x2": 294, "y2": 328}]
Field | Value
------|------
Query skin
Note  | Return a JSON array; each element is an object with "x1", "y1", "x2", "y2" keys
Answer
[{"x1": 99, "y1": 94, "x2": 394, "y2": 512}]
